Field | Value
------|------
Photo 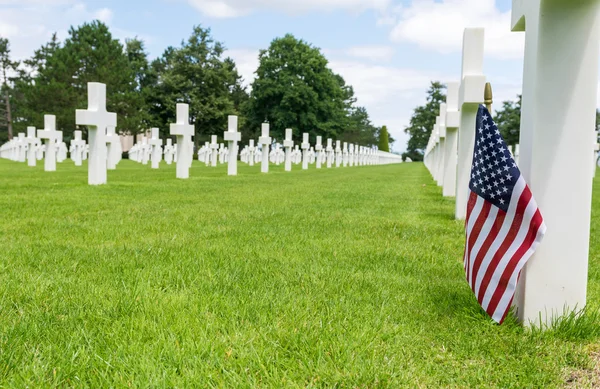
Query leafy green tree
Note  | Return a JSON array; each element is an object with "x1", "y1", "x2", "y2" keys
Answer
[
  {"x1": 494, "y1": 95, "x2": 522, "y2": 146},
  {"x1": 378, "y1": 125, "x2": 390, "y2": 152},
  {"x1": 403, "y1": 82, "x2": 446, "y2": 161},
  {"x1": 0, "y1": 37, "x2": 19, "y2": 141},
  {"x1": 14, "y1": 21, "x2": 136, "y2": 141},
  {"x1": 245, "y1": 34, "x2": 351, "y2": 142},
  {"x1": 146, "y1": 26, "x2": 246, "y2": 145},
  {"x1": 338, "y1": 106, "x2": 381, "y2": 147},
  {"x1": 120, "y1": 38, "x2": 151, "y2": 139}
]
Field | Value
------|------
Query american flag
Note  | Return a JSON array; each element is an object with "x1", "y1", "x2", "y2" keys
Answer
[{"x1": 464, "y1": 105, "x2": 546, "y2": 324}]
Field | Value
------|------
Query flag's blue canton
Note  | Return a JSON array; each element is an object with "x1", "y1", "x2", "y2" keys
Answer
[{"x1": 469, "y1": 105, "x2": 520, "y2": 212}]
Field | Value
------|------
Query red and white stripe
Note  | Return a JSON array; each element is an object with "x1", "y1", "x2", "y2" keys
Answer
[{"x1": 463, "y1": 176, "x2": 546, "y2": 323}]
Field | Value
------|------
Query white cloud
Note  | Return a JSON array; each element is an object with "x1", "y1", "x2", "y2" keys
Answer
[
  {"x1": 226, "y1": 45, "x2": 446, "y2": 152},
  {"x1": 226, "y1": 48, "x2": 259, "y2": 87},
  {"x1": 329, "y1": 58, "x2": 450, "y2": 152},
  {"x1": 187, "y1": 0, "x2": 390, "y2": 18},
  {"x1": 387, "y1": 0, "x2": 525, "y2": 60},
  {"x1": 0, "y1": 2, "x2": 122, "y2": 60},
  {"x1": 344, "y1": 45, "x2": 395, "y2": 62}
]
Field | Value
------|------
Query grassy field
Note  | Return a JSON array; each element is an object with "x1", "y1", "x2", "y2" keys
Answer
[{"x1": 0, "y1": 159, "x2": 598, "y2": 388}]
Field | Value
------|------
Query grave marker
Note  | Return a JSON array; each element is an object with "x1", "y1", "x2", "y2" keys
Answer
[
  {"x1": 284, "y1": 128, "x2": 294, "y2": 172},
  {"x1": 511, "y1": 0, "x2": 600, "y2": 326},
  {"x1": 455, "y1": 29, "x2": 486, "y2": 219},
  {"x1": 224, "y1": 116, "x2": 240, "y2": 175},
  {"x1": 149, "y1": 128, "x2": 163, "y2": 169},
  {"x1": 169, "y1": 103, "x2": 194, "y2": 179},
  {"x1": 37, "y1": 115, "x2": 61, "y2": 172},
  {"x1": 75, "y1": 82, "x2": 117, "y2": 185},
  {"x1": 259, "y1": 123, "x2": 271, "y2": 173}
]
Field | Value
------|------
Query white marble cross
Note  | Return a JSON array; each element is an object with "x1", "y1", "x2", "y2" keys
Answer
[
  {"x1": 37, "y1": 115, "x2": 62, "y2": 172},
  {"x1": 71, "y1": 130, "x2": 85, "y2": 166},
  {"x1": 56, "y1": 133, "x2": 67, "y2": 163},
  {"x1": 511, "y1": 0, "x2": 600, "y2": 327},
  {"x1": 164, "y1": 138, "x2": 175, "y2": 165},
  {"x1": 16, "y1": 133, "x2": 27, "y2": 163},
  {"x1": 224, "y1": 116, "x2": 240, "y2": 175},
  {"x1": 437, "y1": 105, "x2": 447, "y2": 188},
  {"x1": 443, "y1": 82, "x2": 460, "y2": 198},
  {"x1": 283, "y1": 128, "x2": 294, "y2": 172},
  {"x1": 106, "y1": 126, "x2": 121, "y2": 170},
  {"x1": 342, "y1": 142, "x2": 348, "y2": 167},
  {"x1": 335, "y1": 141, "x2": 342, "y2": 167},
  {"x1": 348, "y1": 143, "x2": 354, "y2": 167},
  {"x1": 149, "y1": 128, "x2": 163, "y2": 169},
  {"x1": 141, "y1": 137, "x2": 150, "y2": 165},
  {"x1": 210, "y1": 135, "x2": 219, "y2": 167},
  {"x1": 259, "y1": 123, "x2": 271, "y2": 173},
  {"x1": 325, "y1": 138, "x2": 333, "y2": 168},
  {"x1": 75, "y1": 82, "x2": 117, "y2": 185},
  {"x1": 248, "y1": 139, "x2": 256, "y2": 166},
  {"x1": 455, "y1": 28, "x2": 486, "y2": 219},
  {"x1": 315, "y1": 136, "x2": 323, "y2": 169},
  {"x1": 203, "y1": 141, "x2": 210, "y2": 165},
  {"x1": 26, "y1": 127, "x2": 38, "y2": 167},
  {"x1": 301, "y1": 133, "x2": 310, "y2": 170},
  {"x1": 169, "y1": 103, "x2": 194, "y2": 179},
  {"x1": 594, "y1": 131, "x2": 599, "y2": 178}
]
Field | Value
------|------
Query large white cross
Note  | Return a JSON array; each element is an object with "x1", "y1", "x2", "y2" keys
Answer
[
  {"x1": 76, "y1": 82, "x2": 117, "y2": 185},
  {"x1": 169, "y1": 103, "x2": 194, "y2": 179},
  {"x1": 37, "y1": 115, "x2": 62, "y2": 172},
  {"x1": 511, "y1": 0, "x2": 600, "y2": 327},
  {"x1": 283, "y1": 128, "x2": 294, "y2": 172},
  {"x1": 224, "y1": 116, "x2": 240, "y2": 176},
  {"x1": 455, "y1": 28, "x2": 486, "y2": 219},
  {"x1": 259, "y1": 123, "x2": 271, "y2": 173}
]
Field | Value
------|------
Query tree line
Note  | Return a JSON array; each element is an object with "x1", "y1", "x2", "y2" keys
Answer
[
  {"x1": 0, "y1": 21, "x2": 392, "y2": 151},
  {"x1": 403, "y1": 82, "x2": 600, "y2": 162}
]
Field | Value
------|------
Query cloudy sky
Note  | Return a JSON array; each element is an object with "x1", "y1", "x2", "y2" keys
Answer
[{"x1": 1, "y1": 0, "x2": 528, "y2": 152}]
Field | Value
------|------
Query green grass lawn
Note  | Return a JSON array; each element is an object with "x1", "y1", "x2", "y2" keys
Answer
[{"x1": 0, "y1": 159, "x2": 598, "y2": 388}]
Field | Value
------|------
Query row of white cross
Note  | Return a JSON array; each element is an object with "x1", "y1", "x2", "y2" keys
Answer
[
  {"x1": 127, "y1": 125, "x2": 395, "y2": 172},
  {"x1": 1, "y1": 82, "x2": 405, "y2": 182},
  {"x1": 0, "y1": 118, "x2": 88, "y2": 169},
  {"x1": 421, "y1": 0, "x2": 600, "y2": 329}
]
